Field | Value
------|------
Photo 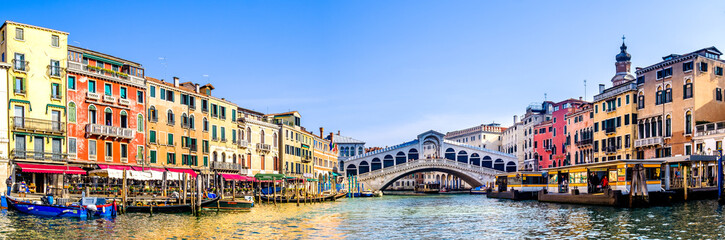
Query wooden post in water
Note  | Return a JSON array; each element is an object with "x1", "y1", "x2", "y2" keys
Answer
[
  {"x1": 296, "y1": 180, "x2": 300, "y2": 207},
  {"x1": 272, "y1": 177, "x2": 277, "y2": 206},
  {"x1": 232, "y1": 180, "x2": 236, "y2": 201},
  {"x1": 183, "y1": 173, "x2": 188, "y2": 205},
  {"x1": 122, "y1": 170, "x2": 127, "y2": 214},
  {"x1": 684, "y1": 165, "x2": 689, "y2": 201},
  {"x1": 196, "y1": 175, "x2": 202, "y2": 216}
]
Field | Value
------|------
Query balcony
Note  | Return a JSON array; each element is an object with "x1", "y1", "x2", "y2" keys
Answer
[
  {"x1": 238, "y1": 141, "x2": 249, "y2": 148},
  {"x1": 257, "y1": 143, "x2": 271, "y2": 152},
  {"x1": 605, "y1": 146, "x2": 618, "y2": 154},
  {"x1": 48, "y1": 65, "x2": 62, "y2": 78},
  {"x1": 12, "y1": 117, "x2": 65, "y2": 134},
  {"x1": 212, "y1": 136, "x2": 219, "y2": 141},
  {"x1": 695, "y1": 121, "x2": 725, "y2": 138},
  {"x1": 86, "y1": 124, "x2": 135, "y2": 140},
  {"x1": 11, "y1": 149, "x2": 67, "y2": 162},
  {"x1": 103, "y1": 95, "x2": 115, "y2": 103},
  {"x1": 576, "y1": 139, "x2": 593, "y2": 146},
  {"x1": 13, "y1": 59, "x2": 28, "y2": 72},
  {"x1": 211, "y1": 161, "x2": 242, "y2": 172},
  {"x1": 67, "y1": 62, "x2": 145, "y2": 87},
  {"x1": 604, "y1": 127, "x2": 616, "y2": 134},
  {"x1": 544, "y1": 146, "x2": 553, "y2": 152},
  {"x1": 301, "y1": 155, "x2": 312, "y2": 163},
  {"x1": 14, "y1": 88, "x2": 26, "y2": 95},
  {"x1": 118, "y1": 98, "x2": 131, "y2": 106},
  {"x1": 87, "y1": 92, "x2": 100, "y2": 100},
  {"x1": 634, "y1": 137, "x2": 663, "y2": 148}
]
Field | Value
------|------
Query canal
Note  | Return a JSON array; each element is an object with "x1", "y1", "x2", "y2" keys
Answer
[{"x1": 1, "y1": 195, "x2": 724, "y2": 239}]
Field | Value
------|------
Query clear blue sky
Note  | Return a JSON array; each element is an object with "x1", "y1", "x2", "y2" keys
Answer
[{"x1": 3, "y1": 1, "x2": 725, "y2": 147}]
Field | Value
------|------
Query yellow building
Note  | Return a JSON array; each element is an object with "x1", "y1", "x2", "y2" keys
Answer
[
  {"x1": 268, "y1": 112, "x2": 316, "y2": 179},
  {"x1": 237, "y1": 107, "x2": 279, "y2": 176},
  {"x1": 206, "y1": 90, "x2": 243, "y2": 174},
  {"x1": 312, "y1": 128, "x2": 336, "y2": 180},
  {"x1": 146, "y1": 77, "x2": 209, "y2": 171},
  {"x1": 1, "y1": 21, "x2": 69, "y2": 193},
  {"x1": 592, "y1": 42, "x2": 638, "y2": 162}
]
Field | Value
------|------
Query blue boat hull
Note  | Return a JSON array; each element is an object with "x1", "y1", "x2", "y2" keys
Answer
[{"x1": 10, "y1": 200, "x2": 87, "y2": 218}]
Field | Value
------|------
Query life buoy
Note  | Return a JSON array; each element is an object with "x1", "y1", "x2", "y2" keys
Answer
[
  {"x1": 150, "y1": 201, "x2": 158, "y2": 206},
  {"x1": 135, "y1": 202, "x2": 143, "y2": 206}
]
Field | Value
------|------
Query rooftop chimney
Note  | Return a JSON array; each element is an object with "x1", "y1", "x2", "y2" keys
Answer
[
  {"x1": 599, "y1": 84, "x2": 605, "y2": 94},
  {"x1": 195, "y1": 83, "x2": 200, "y2": 93},
  {"x1": 579, "y1": 96, "x2": 582, "y2": 101},
  {"x1": 513, "y1": 115, "x2": 518, "y2": 124},
  {"x1": 173, "y1": 77, "x2": 180, "y2": 87},
  {"x1": 328, "y1": 132, "x2": 334, "y2": 142},
  {"x1": 337, "y1": 130, "x2": 340, "y2": 135},
  {"x1": 319, "y1": 127, "x2": 324, "y2": 138}
]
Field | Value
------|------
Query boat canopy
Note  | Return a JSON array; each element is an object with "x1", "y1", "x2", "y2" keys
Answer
[{"x1": 255, "y1": 173, "x2": 285, "y2": 181}]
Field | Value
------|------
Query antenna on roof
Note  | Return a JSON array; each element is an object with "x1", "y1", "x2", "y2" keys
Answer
[
  {"x1": 544, "y1": 93, "x2": 547, "y2": 101},
  {"x1": 584, "y1": 79, "x2": 587, "y2": 101}
]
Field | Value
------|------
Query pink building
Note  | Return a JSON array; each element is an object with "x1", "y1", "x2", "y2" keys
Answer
[
  {"x1": 565, "y1": 103, "x2": 593, "y2": 165},
  {"x1": 533, "y1": 99, "x2": 588, "y2": 169}
]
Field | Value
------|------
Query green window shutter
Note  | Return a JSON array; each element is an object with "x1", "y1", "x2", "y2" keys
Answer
[
  {"x1": 150, "y1": 131, "x2": 156, "y2": 143},
  {"x1": 204, "y1": 156, "x2": 208, "y2": 166},
  {"x1": 150, "y1": 150, "x2": 156, "y2": 163},
  {"x1": 168, "y1": 133, "x2": 174, "y2": 145}
]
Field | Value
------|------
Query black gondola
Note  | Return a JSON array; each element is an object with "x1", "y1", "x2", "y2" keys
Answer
[{"x1": 125, "y1": 197, "x2": 220, "y2": 213}]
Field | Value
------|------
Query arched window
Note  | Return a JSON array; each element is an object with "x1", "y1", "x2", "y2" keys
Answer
[
  {"x1": 272, "y1": 133, "x2": 277, "y2": 147},
  {"x1": 148, "y1": 106, "x2": 157, "y2": 122},
  {"x1": 260, "y1": 130, "x2": 265, "y2": 144},
  {"x1": 240, "y1": 129, "x2": 245, "y2": 142},
  {"x1": 137, "y1": 114, "x2": 144, "y2": 131},
  {"x1": 665, "y1": 84, "x2": 672, "y2": 103},
  {"x1": 247, "y1": 127, "x2": 251, "y2": 143},
  {"x1": 88, "y1": 105, "x2": 97, "y2": 124},
  {"x1": 203, "y1": 117, "x2": 209, "y2": 131},
  {"x1": 665, "y1": 115, "x2": 671, "y2": 137},
  {"x1": 358, "y1": 147, "x2": 363, "y2": 155},
  {"x1": 181, "y1": 113, "x2": 188, "y2": 128},
  {"x1": 683, "y1": 79, "x2": 693, "y2": 99},
  {"x1": 656, "y1": 86, "x2": 664, "y2": 105},
  {"x1": 68, "y1": 102, "x2": 76, "y2": 123},
  {"x1": 167, "y1": 110, "x2": 174, "y2": 125},
  {"x1": 221, "y1": 152, "x2": 226, "y2": 162},
  {"x1": 120, "y1": 110, "x2": 128, "y2": 128},
  {"x1": 104, "y1": 108, "x2": 113, "y2": 126},
  {"x1": 685, "y1": 111, "x2": 692, "y2": 134},
  {"x1": 213, "y1": 152, "x2": 217, "y2": 162},
  {"x1": 637, "y1": 92, "x2": 644, "y2": 109},
  {"x1": 233, "y1": 154, "x2": 237, "y2": 164},
  {"x1": 189, "y1": 115, "x2": 195, "y2": 129}
]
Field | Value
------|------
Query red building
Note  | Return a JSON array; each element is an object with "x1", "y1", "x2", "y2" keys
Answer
[
  {"x1": 66, "y1": 46, "x2": 145, "y2": 166},
  {"x1": 533, "y1": 99, "x2": 588, "y2": 169}
]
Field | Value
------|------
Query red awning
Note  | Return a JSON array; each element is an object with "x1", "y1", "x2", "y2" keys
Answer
[
  {"x1": 221, "y1": 173, "x2": 243, "y2": 181},
  {"x1": 99, "y1": 164, "x2": 133, "y2": 171},
  {"x1": 241, "y1": 176, "x2": 258, "y2": 182},
  {"x1": 131, "y1": 166, "x2": 166, "y2": 172},
  {"x1": 17, "y1": 163, "x2": 86, "y2": 175},
  {"x1": 167, "y1": 168, "x2": 197, "y2": 178}
]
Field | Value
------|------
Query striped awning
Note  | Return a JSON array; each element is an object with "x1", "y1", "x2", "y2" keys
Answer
[{"x1": 17, "y1": 163, "x2": 86, "y2": 175}]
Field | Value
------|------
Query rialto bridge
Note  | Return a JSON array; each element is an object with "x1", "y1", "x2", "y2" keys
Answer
[{"x1": 341, "y1": 130, "x2": 518, "y2": 191}]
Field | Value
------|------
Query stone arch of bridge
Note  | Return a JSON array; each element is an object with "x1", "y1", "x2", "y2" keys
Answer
[{"x1": 376, "y1": 167, "x2": 484, "y2": 190}]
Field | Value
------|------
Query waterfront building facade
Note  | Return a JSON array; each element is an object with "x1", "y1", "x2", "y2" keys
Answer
[
  {"x1": 693, "y1": 121, "x2": 725, "y2": 156},
  {"x1": 592, "y1": 42, "x2": 638, "y2": 162},
  {"x1": 66, "y1": 46, "x2": 145, "y2": 166},
  {"x1": 330, "y1": 132, "x2": 365, "y2": 172},
  {"x1": 566, "y1": 103, "x2": 594, "y2": 165},
  {"x1": 270, "y1": 112, "x2": 315, "y2": 179},
  {"x1": 1, "y1": 21, "x2": 69, "y2": 193},
  {"x1": 312, "y1": 129, "x2": 336, "y2": 179},
  {"x1": 146, "y1": 77, "x2": 209, "y2": 171},
  {"x1": 502, "y1": 117, "x2": 525, "y2": 168},
  {"x1": 206, "y1": 92, "x2": 241, "y2": 174},
  {"x1": 520, "y1": 102, "x2": 552, "y2": 169},
  {"x1": 0, "y1": 62, "x2": 9, "y2": 192},
  {"x1": 634, "y1": 47, "x2": 725, "y2": 159},
  {"x1": 445, "y1": 123, "x2": 505, "y2": 151},
  {"x1": 237, "y1": 107, "x2": 279, "y2": 176}
]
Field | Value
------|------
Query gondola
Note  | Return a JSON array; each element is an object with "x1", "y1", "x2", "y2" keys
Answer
[
  {"x1": 125, "y1": 196, "x2": 220, "y2": 213},
  {"x1": 6, "y1": 196, "x2": 89, "y2": 218},
  {"x1": 202, "y1": 199, "x2": 254, "y2": 210},
  {"x1": 470, "y1": 186, "x2": 488, "y2": 195}
]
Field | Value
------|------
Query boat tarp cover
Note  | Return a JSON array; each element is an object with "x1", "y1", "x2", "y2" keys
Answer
[{"x1": 255, "y1": 173, "x2": 285, "y2": 181}]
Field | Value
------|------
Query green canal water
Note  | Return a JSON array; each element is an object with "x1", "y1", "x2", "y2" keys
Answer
[{"x1": 1, "y1": 195, "x2": 724, "y2": 239}]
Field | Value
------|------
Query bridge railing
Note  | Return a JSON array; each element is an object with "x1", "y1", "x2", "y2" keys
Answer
[
  {"x1": 346, "y1": 139, "x2": 419, "y2": 161},
  {"x1": 442, "y1": 139, "x2": 516, "y2": 158},
  {"x1": 355, "y1": 158, "x2": 504, "y2": 181}
]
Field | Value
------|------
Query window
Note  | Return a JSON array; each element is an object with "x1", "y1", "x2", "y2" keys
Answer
[
  {"x1": 683, "y1": 61, "x2": 693, "y2": 72},
  {"x1": 699, "y1": 62, "x2": 709, "y2": 72},
  {"x1": 625, "y1": 95, "x2": 630, "y2": 104},
  {"x1": 656, "y1": 67, "x2": 673, "y2": 79},
  {"x1": 160, "y1": 88, "x2": 166, "y2": 100},
  {"x1": 150, "y1": 86, "x2": 156, "y2": 98},
  {"x1": 15, "y1": 28, "x2": 23, "y2": 40},
  {"x1": 685, "y1": 111, "x2": 692, "y2": 135},
  {"x1": 221, "y1": 127, "x2": 226, "y2": 141},
  {"x1": 167, "y1": 90, "x2": 174, "y2": 102},
  {"x1": 624, "y1": 114, "x2": 629, "y2": 125},
  {"x1": 716, "y1": 66, "x2": 724, "y2": 76},
  {"x1": 203, "y1": 140, "x2": 209, "y2": 153},
  {"x1": 105, "y1": 142, "x2": 113, "y2": 158},
  {"x1": 120, "y1": 144, "x2": 128, "y2": 159},
  {"x1": 120, "y1": 111, "x2": 128, "y2": 128},
  {"x1": 212, "y1": 125, "x2": 218, "y2": 140},
  {"x1": 51, "y1": 35, "x2": 59, "y2": 47},
  {"x1": 14, "y1": 77, "x2": 25, "y2": 94},
  {"x1": 89, "y1": 140, "x2": 97, "y2": 159},
  {"x1": 149, "y1": 130, "x2": 157, "y2": 143},
  {"x1": 89, "y1": 80, "x2": 96, "y2": 93},
  {"x1": 203, "y1": 117, "x2": 209, "y2": 131},
  {"x1": 167, "y1": 153, "x2": 176, "y2": 165},
  {"x1": 68, "y1": 102, "x2": 76, "y2": 123},
  {"x1": 120, "y1": 87, "x2": 127, "y2": 99},
  {"x1": 683, "y1": 80, "x2": 693, "y2": 99},
  {"x1": 189, "y1": 115, "x2": 195, "y2": 129},
  {"x1": 220, "y1": 106, "x2": 227, "y2": 119},
  {"x1": 638, "y1": 93, "x2": 645, "y2": 109},
  {"x1": 717, "y1": 88, "x2": 723, "y2": 101},
  {"x1": 137, "y1": 90, "x2": 144, "y2": 103},
  {"x1": 665, "y1": 85, "x2": 672, "y2": 103},
  {"x1": 202, "y1": 99, "x2": 209, "y2": 112},
  {"x1": 68, "y1": 138, "x2": 77, "y2": 156},
  {"x1": 68, "y1": 76, "x2": 76, "y2": 90},
  {"x1": 13, "y1": 53, "x2": 25, "y2": 71},
  {"x1": 104, "y1": 83, "x2": 112, "y2": 96},
  {"x1": 149, "y1": 150, "x2": 157, "y2": 163},
  {"x1": 50, "y1": 60, "x2": 61, "y2": 77},
  {"x1": 104, "y1": 108, "x2": 113, "y2": 126},
  {"x1": 666, "y1": 115, "x2": 672, "y2": 137},
  {"x1": 636, "y1": 75, "x2": 645, "y2": 85},
  {"x1": 167, "y1": 110, "x2": 174, "y2": 125},
  {"x1": 51, "y1": 83, "x2": 61, "y2": 99}
]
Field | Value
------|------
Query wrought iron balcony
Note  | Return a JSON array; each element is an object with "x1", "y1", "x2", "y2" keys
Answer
[
  {"x1": 604, "y1": 127, "x2": 616, "y2": 134},
  {"x1": 301, "y1": 155, "x2": 312, "y2": 163},
  {"x1": 238, "y1": 141, "x2": 249, "y2": 148},
  {"x1": 11, "y1": 149, "x2": 67, "y2": 162},
  {"x1": 605, "y1": 146, "x2": 618, "y2": 154},
  {"x1": 695, "y1": 121, "x2": 725, "y2": 138},
  {"x1": 211, "y1": 161, "x2": 242, "y2": 172},
  {"x1": 576, "y1": 139, "x2": 593, "y2": 146},
  {"x1": 257, "y1": 143, "x2": 271, "y2": 152},
  {"x1": 66, "y1": 62, "x2": 144, "y2": 87},
  {"x1": 14, "y1": 88, "x2": 26, "y2": 95},
  {"x1": 634, "y1": 137, "x2": 663, "y2": 148},
  {"x1": 86, "y1": 124, "x2": 135, "y2": 139},
  {"x1": 48, "y1": 65, "x2": 62, "y2": 77},
  {"x1": 12, "y1": 117, "x2": 64, "y2": 134},
  {"x1": 13, "y1": 59, "x2": 28, "y2": 72}
]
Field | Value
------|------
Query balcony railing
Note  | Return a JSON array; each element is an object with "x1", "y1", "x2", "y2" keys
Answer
[
  {"x1": 87, "y1": 92, "x2": 100, "y2": 100},
  {"x1": 695, "y1": 121, "x2": 725, "y2": 138},
  {"x1": 605, "y1": 146, "x2": 618, "y2": 154},
  {"x1": 11, "y1": 149, "x2": 67, "y2": 162},
  {"x1": 66, "y1": 62, "x2": 144, "y2": 87},
  {"x1": 49, "y1": 65, "x2": 62, "y2": 77},
  {"x1": 301, "y1": 155, "x2": 312, "y2": 163},
  {"x1": 576, "y1": 139, "x2": 593, "y2": 146},
  {"x1": 12, "y1": 117, "x2": 65, "y2": 134},
  {"x1": 544, "y1": 146, "x2": 553, "y2": 152},
  {"x1": 103, "y1": 95, "x2": 115, "y2": 103},
  {"x1": 634, "y1": 137, "x2": 663, "y2": 148},
  {"x1": 604, "y1": 127, "x2": 616, "y2": 134},
  {"x1": 13, "y1": 59, "x2": 28, "y2": 72},
  {"x1": 257, "y1": 143, "x2": 271, "y2": 152},
  {"x1": 118, "y1": 98, "x2": 131, "y2": 106},
  {"x1": 211, "y1": 161, "x2": 242, "y2": 171},
  {"x1": 86, "y1": 124, "x2": 135, "y2": 139},
  {"x1": 14, "y1": 88, "x2": 26, "y2": 95},
  {"x1": 238, "y1": 141, "x2": 249, "y2": 148}
]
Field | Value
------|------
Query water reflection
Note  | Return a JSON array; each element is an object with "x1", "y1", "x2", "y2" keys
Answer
[{"x1": 0, "y1": 196, "x2": 724, "y2": 239}]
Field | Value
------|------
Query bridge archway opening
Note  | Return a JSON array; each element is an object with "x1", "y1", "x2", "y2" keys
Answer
[
  {"x1": 470, "y1": 153, "x2": 481, "y2": 166},
  {"x1": 378, "y1": 167, "x2": 483, "y2": 191},
  {"x1": 457, "y1": 150, "x2": 468, "y2": 164},
  {"x1": 482, "y1": 156, "x2": 492, "y2": 168},
  {"x1": 422, "y1": 138, "x2": 440, "y2": 159},
  {"x1": 444, "y1": 148, "x2": 456, "y2": 160},
  {"x1": 371, "y1": 158, "x2": 382, "y2": 171},
  {"x1": 346, "y1": 164, "x2": 358, "y2": 176},
  {"x1": 359, "y1": 161, "x2": 370, "y2": 174},
  {"x1": 383, "y1": 155, "x2": 394, "y2": 168},
  {"x1": 505, "y1": 162, "x2": 517, "y2": 172},
  {"x1": 408, "y1": 148, "x2": 419, "y2": 161},
  {"x1": 494, "y1": 159, "x2": 505, "y2": 171},
  {"x1": 395, "y1": 152, "x2": 407, "y2": 165}
]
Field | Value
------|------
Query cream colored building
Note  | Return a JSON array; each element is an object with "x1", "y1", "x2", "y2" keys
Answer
[
  {"x1": 237, "y1": 107, "x2": 279, "y2": 176},
  {"x1": 445, "y1": 123, "x2": 505, "y2": 152},
  {"x1": 0, "y1": 62, "x2": 9, "y2": 192}
]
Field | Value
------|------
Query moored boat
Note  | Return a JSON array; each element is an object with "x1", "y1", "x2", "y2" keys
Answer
[
  {"x1": 469, "y1": 186, "x2": 488, "y2": 195},
  {"x1": 487, "y1": 172, "x2": 546, "y2": 200},
  {"x1": 414, "y1": 183, "x2": 440, "y2": 194},
  {"x1": 125, "y1": 197, "x2": 220, "y2": 213},
  {"x1": 6, "y1": 196, "x2": 88, "y2": 218}
]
